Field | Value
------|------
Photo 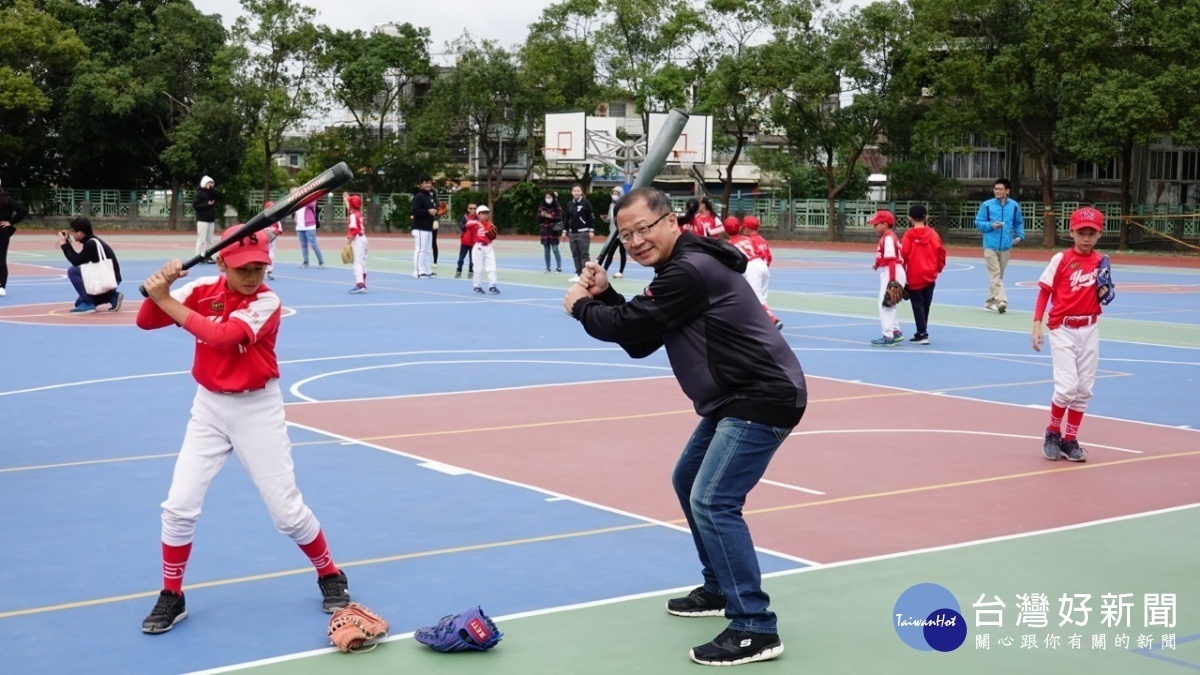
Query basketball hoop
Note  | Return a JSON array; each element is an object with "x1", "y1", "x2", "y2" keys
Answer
[
  {"x1": 543, "y1": 147, "x2": 569, "y2": 170},
  {"x1": 674, "y1": 150, "x2": 698, "y2": 172}
]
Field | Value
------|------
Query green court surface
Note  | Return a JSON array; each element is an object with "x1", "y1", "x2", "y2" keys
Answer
[{"x1": 224, "y1": 505, "x2": 1198, "y2": 675}]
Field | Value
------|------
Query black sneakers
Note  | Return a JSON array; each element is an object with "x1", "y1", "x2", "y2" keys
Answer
[
  {"x1": 318, "y1": 571, "x2": 351, "y2": 613},
  {"x1": 1061, "y1": 438, "x2": 1087, "y2": 462},
  {"x1": 666, "y1": 586, "x2": 727, "y2": 617},
  {"x1": 141, "y1": 590, "x2": 187, "y2": 634},
  {"x1": 1042, "y1": 429, "x2": 1063, "y2": 460},
  {"x1": 690, "y1": 627, "x2": 784, "y2": 666}
]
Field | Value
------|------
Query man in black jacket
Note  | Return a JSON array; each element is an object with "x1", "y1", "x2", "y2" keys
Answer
[
  {"x1": 192, "y1": 175, "x2": 220, "y2": 264},
  {"x1": 563, "y1": 183, "x2": 594, "y2": 281},
  {"x1": 563, "y1": 188, "x2": 805, "y2": 667},
  {"x1": 57, "y1": 217, "x2": 123, "y2": 313},
  {"x1": 410, "y1": 174, "x2": 439, "y2": 278}
]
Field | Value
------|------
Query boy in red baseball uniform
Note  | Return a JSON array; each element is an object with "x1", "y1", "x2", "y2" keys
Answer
[
  {"x1": 725, "y1": 215, "x2": 783, "y2": 330},
  {"x1": 1032, "y1": 207, "x2": 1109, "y2": 462},
  {"x1": 135, "y1": 227, "x2": 351, "y2": 634},
  {"x1": 900, "y1": 204, "x2": 946, "y2": 345},
  {"x1": 345, "y1": 193, "x2": 368, "y2": 293},
  {"x1": 469, "y1": 204, "x2": 500, "y2": 294},
  {"x1": 867, "y1": 209, "x2": 905, "y2": 346}
]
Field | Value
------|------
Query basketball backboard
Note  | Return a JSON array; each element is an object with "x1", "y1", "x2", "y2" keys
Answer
[
  {"x1": 543, "y1": 112, "x2": 587, "y2": 163},
  {"x1": 647, "y1": 112, "x2": 712, "y2": 165}
]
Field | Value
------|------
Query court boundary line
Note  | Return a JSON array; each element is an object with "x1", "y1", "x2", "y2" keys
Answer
[{"x1": 182, "y1": 502, "x2": 1200, "y2": 674}]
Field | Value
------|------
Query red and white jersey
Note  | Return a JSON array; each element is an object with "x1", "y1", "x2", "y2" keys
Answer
[
  {"x1": 467, "y1": 219, "x2": 496, "y2": 246},
  {"x1": 346, "y1": 211, "x2": 364, "y2": 237},
  {"x1": 729, "y1": 234, "x2": 772, "y2": 265},
  {"x1": 1037, "y1": 249, "x2": 1103, "y2": 329},
  {"x1": 136, "y1": 276, "x2": 281, "y2": 393},
  {"x1": 874, "y1": 230, "x2": 903, "y2": 279},
  {"x1": 694, "y1": 213, "x2": 721, "y2": 238}
]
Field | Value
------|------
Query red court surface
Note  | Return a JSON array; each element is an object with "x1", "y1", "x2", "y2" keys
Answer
[{"x1": 285, "y1": 377, "x2": 1200, "y2": 564}]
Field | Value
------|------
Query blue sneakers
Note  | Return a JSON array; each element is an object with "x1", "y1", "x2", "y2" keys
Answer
[
  {"x1": 871, "y1": 335, "x2": 899, "y2": 347},
  {"x1": 70, "y1": 303, "x2": 97, "y2": 314}
]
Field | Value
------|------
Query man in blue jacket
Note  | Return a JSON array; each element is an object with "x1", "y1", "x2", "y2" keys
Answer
[
  {"x1": 563, "y1": 187, "x2": 806, "y2": 667},
  {"x1": 974, "y1": 178, "x2": 1025, "y2": 313}
]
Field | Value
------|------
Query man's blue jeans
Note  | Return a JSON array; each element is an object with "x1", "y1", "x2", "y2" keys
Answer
[
  {"x1": 67, "y1": 265, "x2": 117, "y2": 307},
  {"x1": 672, "y1": 416, "x2": 792, "y2": 634}
]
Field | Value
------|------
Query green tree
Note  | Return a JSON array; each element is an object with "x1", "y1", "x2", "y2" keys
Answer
[
  {"x1": 425, "y1": 36, "x2": 529, "y2": 207},
  {"x1": 315, "y1": 23, "x2": 432, "y2": 221},
  {"x1": 763, "y1": 1, "x2": 911, "y2": 241},
  {"x1": 231, "y1": 0, "x2": 320, "y2": 199},
  {"x1": 695, "y1": 0, "x2": 778, "y2": 215},
  {"x1": 0, "y1": 0, "x2": 87, "y2": 185}
]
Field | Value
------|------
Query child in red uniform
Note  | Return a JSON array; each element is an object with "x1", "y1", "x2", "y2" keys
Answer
[
  {"x1": 726, "y1": 215, "x2": 783, "y2": 330},
  {"x1": 469, "y1": 205, "x2": 500, "y2": 294},
  {"x1": 900, "y1": 204, "x2": 946, "y2": 345},
  {"x1": 867, "y1": 209, "x2": 905, "y2": 346},
  {"x1": 345, "y1": 193, "x2": 368, "y2": 293},
  {"x1": 1032, "y1": 207, "x2": 1107, "y2": 462},
  {"x1": 135, "y1": 227, "x2": 351, "y2": 634}
]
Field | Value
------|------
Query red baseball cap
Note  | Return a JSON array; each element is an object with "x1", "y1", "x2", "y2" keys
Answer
[
  {"x1": 866, "y1": 210, "x2": 895, "y2": 227},
  {"x1": 743, "y1": 215, "x2": 760, "y2": 230},
  {"x1": 1069, "y1": 207, "x2": 1103, "y2": 231},
  {"x1": 722, "y1": 216, "x2": 740, "y2": 236},
  {"x1": 217, "y1": 226, "x2": 272, "y2": 267}
]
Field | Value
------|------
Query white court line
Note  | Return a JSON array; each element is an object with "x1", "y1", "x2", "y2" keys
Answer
[
  {"x1": 183, "y1": 502, "x2": 1200, "y2": 674},
  {"x1": 760, "y1": 479, "x2": 825, "y2": 495},
  {"x1": 416, "y1": 461, "x2": 471, "y2": 475},
  {"x1": 288, "y1": 359, "x2": 674, "y2": 403}
]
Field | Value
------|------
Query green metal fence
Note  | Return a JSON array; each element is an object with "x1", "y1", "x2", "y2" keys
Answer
[{"x1": 8, "y1": 188, "x2": 1198, "y2": 241}]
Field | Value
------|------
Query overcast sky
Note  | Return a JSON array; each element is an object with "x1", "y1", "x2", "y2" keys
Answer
[{"x1": 192, "y1": 0, "x2": 561, "y2": 61}]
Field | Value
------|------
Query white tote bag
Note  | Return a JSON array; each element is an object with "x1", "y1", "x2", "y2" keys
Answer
[{"x1": 81, "y1": 239, "x2": 118, "y2": 295}]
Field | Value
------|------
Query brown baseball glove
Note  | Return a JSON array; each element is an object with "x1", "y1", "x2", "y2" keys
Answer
[
  {"x1": 328, "y1": 602, "x2": 389, "y2": 653},
  {"x1": 883, "y1": 280, "x2": 905, "y2": 308},
  {"x1": 436, "y1": 202, "x2": 448, "y2": 217}
]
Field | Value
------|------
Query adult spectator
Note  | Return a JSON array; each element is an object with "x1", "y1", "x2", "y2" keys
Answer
[
  {"x1": 57, "y1": 217, "x2": 123, "y2": 313},
  {"x1": 537, "y1": 191, "x2": 564, "y2": 273},
  {"x1": 411, "y1": 174, "x2": 438, "y2": 278},
  {"x1": 192, "y1": 176, "x2": 221, "y2": 264},
  {"x1": 974, "y1": 178, "x2": 1025, "y2": 313},
  {"x1": 293, "y1": 190, "x2": 324, "y2": 268},
  {"x1": 563, "y1": 183, "x2": 594, "y2": 282},
  {"x1": 0, "y1": 186, "x2": 30, "y2": 297}
]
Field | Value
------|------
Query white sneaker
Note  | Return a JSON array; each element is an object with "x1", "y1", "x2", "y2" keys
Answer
[
  {"x1": 984, "y1": 302, "x2": 997, "y2": 312},
  {"x1": 0, "y1": 287, "x2": 6, "y2": 297},
  {"x1": 569, "y1": 275, "x2": 581, "y2": 283},
  {"x1": 613, "y1": 272, "x2": 623, "y2": 278}
]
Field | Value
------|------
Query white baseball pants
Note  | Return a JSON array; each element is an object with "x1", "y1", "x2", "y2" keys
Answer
[
  {"x1": 159, "y1": 380, "x2": 321, "y2": 547},
  {"x1": 878, "y1": 267, "x2": 907, "y2": 337},
  {"x1": 351, "y1": 235, "x2": 368, "y2": 285},
  {"x1": 472, "y1": 243, "x2": 496, "y2": 286},
  {"x1": 1048, "y1": 322, "x2": 1100, "y2": 410},
  {"x1": 744, "y1": 259, "x2": 770, "y2": 304},
  {"x1": 413, "y1": 229, "x2": 433, "y2": 276}
]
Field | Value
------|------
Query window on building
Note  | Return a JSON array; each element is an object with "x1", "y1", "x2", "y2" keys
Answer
[
  {"x1": 934, "y1": 135, "x2": 1005, "y2": 180},
  {"x1": 1071, "y1": 159, "x2": 1118, "y2": 180},
  {"x1": 289, "y1": 154, "x2": 299, "y2": 167},
  {"x1": 1149, "y1": 150, "x2": 1178, "y2": 180},
  {"x1": 1181, "y1": 151, "x2": 1199, "y2": 181},
  {"x1": 610, "y1": 102, "x2": 627, "y2": 118}
]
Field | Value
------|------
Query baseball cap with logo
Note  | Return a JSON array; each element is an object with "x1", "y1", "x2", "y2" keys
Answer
[
  {"x1": 217, "y1": 226, "x2": 272, "y2": 267},
  {"x1": 1069, "y1": 207, "x2": 1103, "y2": 231},
  {"x1": 866, "y1": 210, "x2": 895, "y2": 227}
]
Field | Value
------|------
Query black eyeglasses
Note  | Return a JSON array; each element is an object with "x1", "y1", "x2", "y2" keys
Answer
[{"x1": 617, "y1": 211, "x2": 671, "y2": 244}]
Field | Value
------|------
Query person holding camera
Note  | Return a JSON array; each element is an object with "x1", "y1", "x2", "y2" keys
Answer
[{"x1": 57, "y1": 217, "x2": 123, "y2": 313}]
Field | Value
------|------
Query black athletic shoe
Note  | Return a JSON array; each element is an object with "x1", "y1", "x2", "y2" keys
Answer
[
  {"x1": 1042, "y1": 429, "x2": 1064, "y2": 461},
  {"x1": 141, "y1": 590, "x2": 187, "y2": 634},
  {"x1": 666, "y1": 586, "x2": 727, "y2": 617},
  {"x1": 1061, "y1": 438, "x2": 1087, "y2": 462},
  {"x1": 690, "y1": 627, "x2": 784, "y2": 666},
  {"x1": 318, "y1": 571, "x2": 351, "y2": 613}
]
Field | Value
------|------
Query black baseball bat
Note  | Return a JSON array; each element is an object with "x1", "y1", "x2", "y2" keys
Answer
[
  {"x1": 139, "y1": 162, "x2": 354, "y2": 297},
  {"x1": 594, "y1": 109, "x2": 691, "y2": 266}
]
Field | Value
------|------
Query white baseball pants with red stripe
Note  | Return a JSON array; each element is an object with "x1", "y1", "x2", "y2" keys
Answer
[{"x1": 159, "y1": 380, "x2": 321, "y2": 547}]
